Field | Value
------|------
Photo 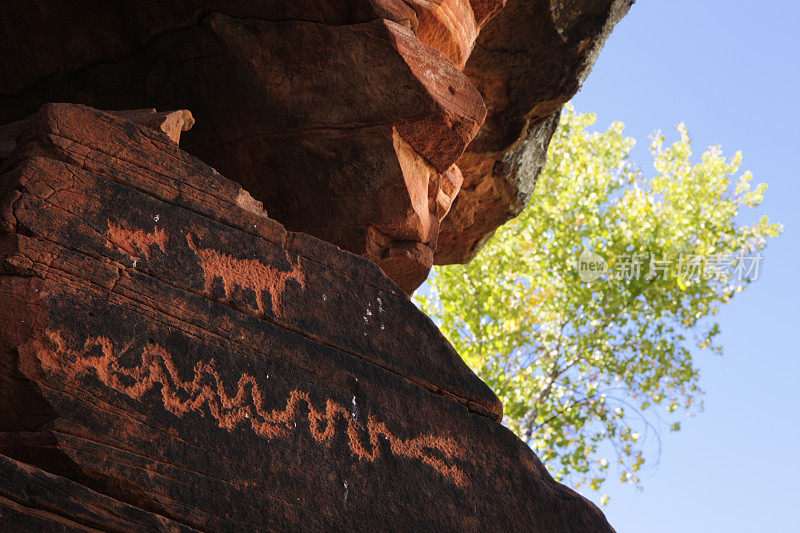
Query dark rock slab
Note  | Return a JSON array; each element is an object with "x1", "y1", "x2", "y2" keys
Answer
[
  {"x1": 0, "y1": 104, "x2": 614, "y2": 531},
  {"x1": 0, "y1": 452, "x2": 197, "y2": 532}
]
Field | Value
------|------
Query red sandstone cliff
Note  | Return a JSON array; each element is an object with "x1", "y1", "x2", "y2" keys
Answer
[
  {"x1": 0, "y1": 103, "x2": 613, "y2": 531},
  {"x1": 0, "y1": 1, "x2": 631, "y2": 530},
  {"x1": 0, "y1": 0, "x2": 631, "y2": 294}
]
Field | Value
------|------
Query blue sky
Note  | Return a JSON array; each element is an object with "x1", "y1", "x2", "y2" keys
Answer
[{"x1": 570, "y1": 1, "x2": 800, "y2": 531}]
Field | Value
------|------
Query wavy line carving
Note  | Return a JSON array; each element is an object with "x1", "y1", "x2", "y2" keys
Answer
[
  {"x1": 44, "y1": 331, "x2": 468, "y2": 487},
  {"x1": 186, "y1": 234, "x2": 306, "y2": 317}
]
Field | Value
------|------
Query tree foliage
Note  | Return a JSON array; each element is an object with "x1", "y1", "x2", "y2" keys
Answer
[{"x1": 416, "y1": 106, "x2": 781, "y2": 499}]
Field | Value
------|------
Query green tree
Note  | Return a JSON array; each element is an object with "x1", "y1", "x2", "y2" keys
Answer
[{"x1": 416, "y1": 106, "x2": 781, "y2": 499}]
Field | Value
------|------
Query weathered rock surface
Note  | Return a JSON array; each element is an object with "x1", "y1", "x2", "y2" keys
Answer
[
  {"x1": 0, "y1": 453, "x2": 198, "y2": 531},
  {"x1": 0, "y1": 0, "x2": 632, "y2": 290},
  {"x1": 437, "y1": 0, "x2": 634, "y2": 263},
  {"x1": 0, "y1": 104, "x2": 614, "y2": 531},
  {"x1": 0, "y1": 1, "x2": 508, "y2": 293},
  {"x1": 0, "y1": 0, "x2": 633, "y2": 525}
]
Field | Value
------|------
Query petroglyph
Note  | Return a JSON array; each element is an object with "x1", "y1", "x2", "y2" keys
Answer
[
  {"x1": 106, "y1": 222, "x2": 168, "y2": 260},
  {"x1": 186, "y1": 234, "x2": 305, "y2": 317},
  {"x1": 43, "y1": 331, "x2": 469, "y2": 486}
]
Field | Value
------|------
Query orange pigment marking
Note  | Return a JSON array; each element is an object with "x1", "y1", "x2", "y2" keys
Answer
[
  {"x1": 44, "y1": 331, "x2": 468, "y2": 486},
  {"x1": 106, "y1": 222, "x2": 168, "y2": 260},
  {"x1": 186, "y1": 234, "x2": 305, "y2": 317}
]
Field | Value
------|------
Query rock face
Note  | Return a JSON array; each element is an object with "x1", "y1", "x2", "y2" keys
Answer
[
  {"x1": 437, "y1": 0, "x2": 634, "y2": 263},
  {"x1": 0, "y1": 1, "x2": 505, "y2": 293},
  {"x1": 0, "y1": 0, "x2": 632, "y2": 528},
  {"x1": 0, "y1": 103, "x2": 614, "y2": 531},
  {"x1": 0, "y1": 0, "x2": 630, "y2": 292}
]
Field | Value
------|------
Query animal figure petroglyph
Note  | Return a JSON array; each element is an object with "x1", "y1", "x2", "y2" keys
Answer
[
  {"x1": 186, "y1": 234, "x2": 306, "y2": 317},
  {"x1": 106, "y1": 222, "x2": 168, "y2": 260},
  {"x1": 43, "y1": 331, "x2": 469, "y2": 487}
]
